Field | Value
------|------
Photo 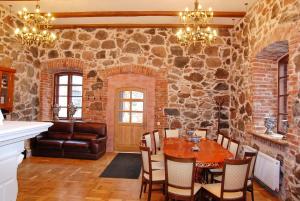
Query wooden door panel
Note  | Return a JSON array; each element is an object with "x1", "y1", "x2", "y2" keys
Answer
[{"x1": 114, "y1": 88, "x2": 146, "y2": 152}]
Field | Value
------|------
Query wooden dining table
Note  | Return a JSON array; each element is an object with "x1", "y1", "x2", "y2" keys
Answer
[{"x1": 163, "y1": 137, "x2": 233, "y2": 169}]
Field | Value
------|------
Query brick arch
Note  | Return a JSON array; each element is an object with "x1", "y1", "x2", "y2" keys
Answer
[
  {"x1": 87, "y1": 64, "x2": 168, "y2": 151},
  {"x1": 39, "y1": 58, "x2": 86, "y2": 121},
  {"x1": 250, "y1": 23, "x2": 296, "y2": 59},
  {"x1": 99, "y1": 64, "x2": 166, "y2": 79}
]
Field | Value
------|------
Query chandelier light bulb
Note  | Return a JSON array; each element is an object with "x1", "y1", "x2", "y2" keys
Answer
[
  {"x1": 208, "y1": 7, "x2": 212, "y2": 11},
  {"x1": 198, "y1": 4, "x2": 202, "y2": 9},
  {"x1": 15, "y1": 28, "x2": 20, "y2": 34},
  {"x1": 213, "y1": 30, "x2": 217, "y2": 36},
  {"x1": 51, "y1": 33, "x2": 57, "y2": 40},
  {"x1": 23, "y1": 7, "x2": 27, "y2": 12},
  {"x1": 185, "y1": 7, "x2": 189, "y2": 12}
]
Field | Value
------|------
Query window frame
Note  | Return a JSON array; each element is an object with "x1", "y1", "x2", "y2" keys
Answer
[
  {"x1": 277, "y1": 55, "x2": 289, "y2": 134},
  {"x1": 54, "y1": 72, "x2": 83, "y2": 120},
  {"x1": 117, "y1": 90, "x2": 144, "y2": 125}
]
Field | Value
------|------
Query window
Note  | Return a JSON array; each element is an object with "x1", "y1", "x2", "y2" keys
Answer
[
  {"x1": 278, "y1": 55, "x2": 288, "y2": 134},
  {"x1": 54, "y1": 73, "x2": 83, "y2": 120},
  {"x1": 118, "y1": 90, "x2": 144, "y2": 124}
]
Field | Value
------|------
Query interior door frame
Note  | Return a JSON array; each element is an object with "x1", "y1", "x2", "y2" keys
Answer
[{"x1": 114, "y1": 87, "x2": 147, "y2": 151}]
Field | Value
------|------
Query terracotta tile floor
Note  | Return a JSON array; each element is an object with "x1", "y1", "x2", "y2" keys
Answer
[{"x1": 17, "y1": 152, "x2": 280, "y2": 201}]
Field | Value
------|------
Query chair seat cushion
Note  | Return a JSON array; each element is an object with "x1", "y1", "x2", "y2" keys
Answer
[
  {"x1": 202, "y1": 183, "x2": 243, "y2": 199},
  {"x1": 151, "y1": 154, "x2": 164, "y2": 162},
  {"x1": 215, "y1": 176, "x2": 252, "y2": 187},
  {"x1": 72, "y1": 133, "x2": 98, "y2": 141},
  {"x1": 64, "y1": 140, "x2": 90, "y2": 153},
  {"x1": 168, "y1": 183, "x2": 201, "y2": 196},
  {"x1": 209, "y1": 168, "x2": 223, "y2": 173},
  {"x1": 37, "y1": 139, "x2": 64, "y2": 149},
  {"x1": 144, "y1": 169, "x2": 165, "y2": 181},
  {"x1": 214, "y1": 176, "x2": 253, "y2": 187}
]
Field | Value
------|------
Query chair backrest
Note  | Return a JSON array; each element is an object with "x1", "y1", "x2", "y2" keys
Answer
[
  {"x1": 228, "y1": 139, "x2": 240, "y2": 159},
  {"x1": 244, "y1": 152, "x2": 258, "y2": 179},
  {"x1": 221, "y1": 159, "x2": 251, "y2": 200},
  {"x1": 142, "y1": 132, "x2": 153, "y2": 152},
  {"x1": 140, "y1": 146, "x2": 152, "y2": 179},
  {"x1": 153, "y1": 130, "x2": 160, "y2": 154},
  {"x1": 194, "y1": 129, "x2": 207, "y2": 138},
  {"x1": 165, "y1": 154, "x2": 196, "y2": 198},
  {"x1": 217, "y1": 133, "x2": 223, "y2": 145},
  {"x1": 140, "y1": 139, "x2": 147, "y2": 147},
  {"x1": 222, "y1": 136, "x2": 230, "y2": 149},
  {"x1": 164, "y1": 128, "x2": 179, "y2": 138}
]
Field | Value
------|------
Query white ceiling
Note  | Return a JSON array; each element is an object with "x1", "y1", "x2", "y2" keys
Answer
[{"x1": 0, "y1": 0, "x2": 256, "y2": 26}]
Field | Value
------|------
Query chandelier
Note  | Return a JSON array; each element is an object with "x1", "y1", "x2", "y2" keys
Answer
[
  {"x1": 14, "y1": 3, "x2": 56, "y2": 46},
  {"x1": 176, "y1": 0, "x2": 217, "y2": 45}
]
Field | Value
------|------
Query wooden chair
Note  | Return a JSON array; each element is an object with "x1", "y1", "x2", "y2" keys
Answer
[
  {"x1": 201, "y1": 158, "x2": 251, "y2": 201},
  {"x1": 228, "y1": 139, "x2": 240, "y2": 159},
  {"x1": 141, "y1": 133, "x2": 164, "y2": 166},
  {"x1": 244, "y1": 152, "x2": 258, "y2": 201},
  {"x1": 216, "y1": 133, "x2": 224, "y2": 145},
  {"x1": 209, "y1": 136, "x2": 230, "y2": 182},
  {"x1": 153, "y1": 130, "x2": 162, "y2": 155},
  {"x1": 212, "y1": 139, "x2": 240, "y2": 183},
  {"x1": 164, "y1": 128, "x2": 179, "y2": 138},
  {"x1": 139, "y1": 146, "x2": 165, "y2": 201},
  {"x1": 194, "y1": 129, "x2": 207, "y2": 138},
  {"x1": 164, "y1": 154, "x2": 201, "y2": 201},
  {"x1": 143, "y1": 132, "x2": 153, "y2": 152},
  {"x1": 221, "y1": 136, "x2": 230, "y2": 149}
]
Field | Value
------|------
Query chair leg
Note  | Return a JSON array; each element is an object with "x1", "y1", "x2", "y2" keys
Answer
[
  {"x1": 144, "y1": 183, "x2": 147, "y2": 193},
  {"x1": 250, "y1": 185, "x2": 254, "y2": 201},
  {"x1": 139, "y1": 180, "x2": 144, "y2": 198},
  {"x1": 148, "y1": 182, "x2": 152, "y2": 201}
]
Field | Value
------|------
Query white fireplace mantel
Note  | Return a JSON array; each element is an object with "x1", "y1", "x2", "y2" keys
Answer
[{"x1": 0, "y1": 121, "x2": 52, "y2": 201}]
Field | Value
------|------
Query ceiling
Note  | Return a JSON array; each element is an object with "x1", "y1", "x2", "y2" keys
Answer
[{"x1": 0, "y1": 0, "x2": 256, "y2": 29}]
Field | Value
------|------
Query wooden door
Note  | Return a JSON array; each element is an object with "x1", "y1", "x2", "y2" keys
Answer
[{"x1": 115, "y1": 88, "x2": 146, "y2": 152}]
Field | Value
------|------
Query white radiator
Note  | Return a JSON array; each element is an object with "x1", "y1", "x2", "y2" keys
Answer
[{"x1": 243, "y1": 146, "x2": 280, "y2": 192}]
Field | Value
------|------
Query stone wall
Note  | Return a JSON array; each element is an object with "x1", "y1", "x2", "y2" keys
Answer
[
  {"x1": 230, "y1": 0, "x2": 300, "y2": 200},
  {"x1": 0, "y1": 5, "x2": 40, "y2": 121},
  {"x1": 37, "y1": 28, "x2": 233, "y2": 136}
]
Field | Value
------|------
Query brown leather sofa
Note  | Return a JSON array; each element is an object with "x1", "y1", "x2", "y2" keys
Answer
[{"x1": 31, "y1": 121, "x2": 107, "y2": 160}]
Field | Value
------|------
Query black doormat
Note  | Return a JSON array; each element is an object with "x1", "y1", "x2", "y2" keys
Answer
[{"x1": 100, "y1": 153, "x2": 142, "y2": 179}]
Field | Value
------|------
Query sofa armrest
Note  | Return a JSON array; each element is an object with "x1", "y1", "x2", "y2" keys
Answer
[
  {"x1": 36, "y1": 131, "x2": 48, "y2": 141},
  {"x1": 90, "y1": 137, "x2": 107, "y2": 154},
  {"x1": 91, "y1": 136, "x2": 107, "y2": 143}
]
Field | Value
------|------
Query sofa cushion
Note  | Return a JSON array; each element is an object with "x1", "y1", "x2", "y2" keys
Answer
[
  {"x1": 74, "y1": 122, "x2": 106, "y2": 137},
  {"x1": 72, "y1": 133, "x2": 98, "y2": 141},
  {"x1": 48, "y1": 121, "x2": 74, "y2": 133},
  {"x1": 64, "y1": 140, "x2": 90, "y2": 153},
  {"x1": 48, "y1": 132, "x2": 73, "y2": 140},
  {"x1": 37, "y1": 139, "x2": 64, "y2": 149}
]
